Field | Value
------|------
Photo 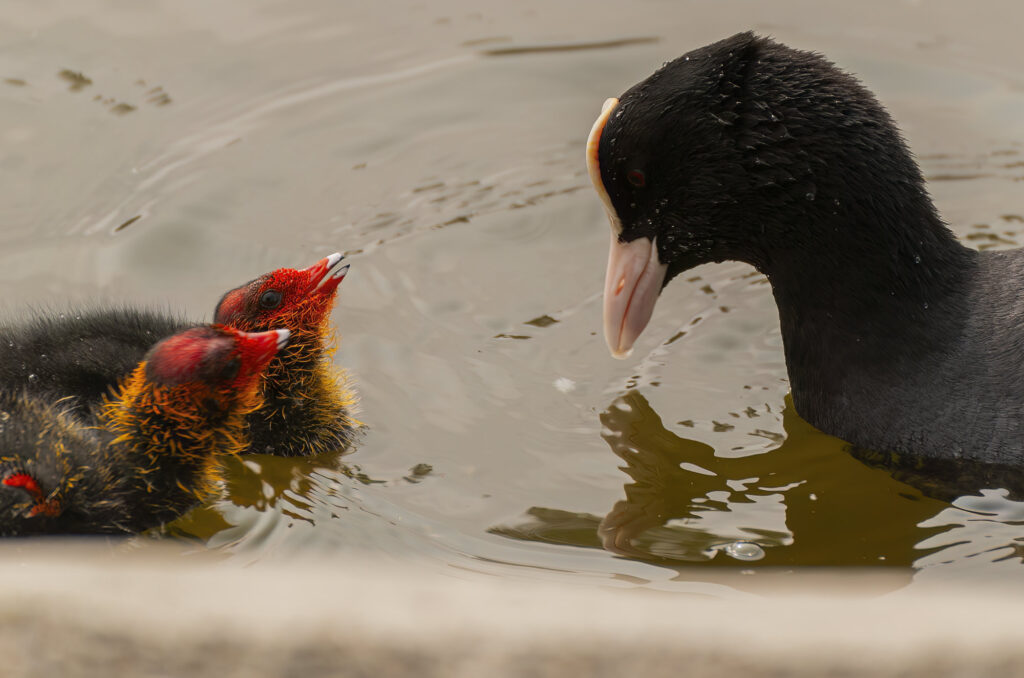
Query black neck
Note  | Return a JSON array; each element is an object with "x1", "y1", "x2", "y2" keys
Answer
[{"x1": 760, "y1": 206, "x2": 977, "y2": 433}]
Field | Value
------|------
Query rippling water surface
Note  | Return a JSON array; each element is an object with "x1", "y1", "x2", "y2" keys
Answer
[{"x1": 2, "y1": 0, "x2": 1023, "y2": 593}]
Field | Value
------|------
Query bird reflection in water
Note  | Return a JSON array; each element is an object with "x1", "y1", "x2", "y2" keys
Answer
[
  {"x1": 164, "y1": 449, "x2": 383, "y2": 539},
  {"x1": 491, "y1": 391, "x2": 974, "y2": 569}
]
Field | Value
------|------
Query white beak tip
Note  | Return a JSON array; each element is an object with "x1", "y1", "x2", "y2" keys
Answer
[{"x1": 610, "y1": 346, "x2": 634, "y2": 360}]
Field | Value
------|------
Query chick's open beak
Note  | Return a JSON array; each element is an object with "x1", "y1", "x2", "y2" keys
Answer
[{"x1": 302, "y1": 252, "x2": 350, "y2": 295}]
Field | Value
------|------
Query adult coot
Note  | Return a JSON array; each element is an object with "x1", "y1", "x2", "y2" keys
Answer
[
  {"x1": 0, "y1": 326, "x2": 288, "y2": 535},
  {"x1": 587, "y1": 32, "x2": 1022, "y2": 470}
]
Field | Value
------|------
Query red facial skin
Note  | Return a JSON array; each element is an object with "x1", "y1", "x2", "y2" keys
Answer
[
  {"x1": 2, "y1": 473, "x2": 61, "y2": 517},
  {"x1": 127, "y1": 326, "x2": 287, "y2": 429},
  {"x1": 144, "y1": 326, "x2": 284, "y2": 393},
  {"x1": 214, "y1": 255, "x2": 347, "y2": 338}
]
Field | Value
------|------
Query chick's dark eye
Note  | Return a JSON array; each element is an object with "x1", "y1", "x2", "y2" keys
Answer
[
  {"x1": 626, "y1": 169, "x2": 646, "y2": 187},
  {"x1": 259, "y1": 290, "x2": 283, "y2": 310},
  {"x1": 220, "y1": 356, "x2": 241, "y2": 382}
]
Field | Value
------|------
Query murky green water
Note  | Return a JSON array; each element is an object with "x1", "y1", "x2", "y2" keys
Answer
[{"x1": 2, "y1": 0, "x2": 1023, "y2": 593}]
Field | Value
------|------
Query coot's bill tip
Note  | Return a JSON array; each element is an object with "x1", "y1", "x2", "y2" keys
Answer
[
  {"x1": 603, "y1": 235, "x2": 668, "y2": 361},
  {"x1": 610, "y1": 346, "x2": 634, "y2": 360}
]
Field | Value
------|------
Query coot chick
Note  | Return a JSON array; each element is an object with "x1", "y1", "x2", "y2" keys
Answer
[
  {"x1": 0, "y1": 326, "x2": 288, "y2": 535},
  {"x1": 0, "y1": 307, "x2": 186, "y2": 412},
  {"x1": 214, "y1": 252, "x2": 359, "y2": 455},
  {"x1": 0, "y1": 252, "x2": 357, "y2": 456},
  {"x1": 587, "y1": 32, "x2": 1024, "y2": 467}
]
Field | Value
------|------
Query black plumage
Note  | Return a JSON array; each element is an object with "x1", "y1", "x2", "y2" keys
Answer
[
  {"x1": 0, "y1": 307, "x2": 185, "y2": 416},
  {"x1": 590, "y1": 32, "x2": 1024, "y2": 474},
  {"x1": 0, "y1": 390, "x2": 118, "y2": 535}
]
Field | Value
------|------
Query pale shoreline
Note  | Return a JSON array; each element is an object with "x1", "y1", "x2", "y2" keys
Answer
[{"x1": 2, "y1": 544, "x2": 1022, "y2": 677}]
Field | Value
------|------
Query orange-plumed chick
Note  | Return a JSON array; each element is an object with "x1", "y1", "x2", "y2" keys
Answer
[
  {"x1": 214, "y1": 253, "x2": 359, "y2": 456},
  {"x1": 0, "y1": 326, "x2": 288, "y2": 535}
]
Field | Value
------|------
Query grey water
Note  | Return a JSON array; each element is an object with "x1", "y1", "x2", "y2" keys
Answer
[{"x1": 1, "y1": 0, "x2": 1023, "y2": 594}]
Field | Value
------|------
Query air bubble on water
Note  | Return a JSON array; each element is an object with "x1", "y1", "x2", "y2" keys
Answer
[
  {"x1": 27, "y1": 373, "x2": 38, "y2": 382},
  {"x1": 722, "y1": 541, "x2": 765, "y2": 561}
]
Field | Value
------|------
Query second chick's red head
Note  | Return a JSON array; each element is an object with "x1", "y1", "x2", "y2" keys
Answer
[
  {"x1": 143, "y1": 326, "x2": 289, "y2": 406},
  {"x1": 214, "y1": 253, "x2": 349, "y2": 335}
]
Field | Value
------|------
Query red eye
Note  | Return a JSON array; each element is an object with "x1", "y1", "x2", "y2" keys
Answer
[{"x1": 626, "y1": 169, "x2": 646, "y2": 187}]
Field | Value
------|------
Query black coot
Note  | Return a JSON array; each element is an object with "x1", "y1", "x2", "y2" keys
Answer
[{"x1": 587, "y1": 32, "x2": 1024, "y2": 473}]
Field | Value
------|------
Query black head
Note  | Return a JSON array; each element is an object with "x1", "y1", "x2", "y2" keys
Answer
[{"x1": 589, "y1": 32, "x2": 935, "y2": 356}]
